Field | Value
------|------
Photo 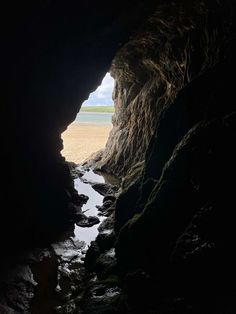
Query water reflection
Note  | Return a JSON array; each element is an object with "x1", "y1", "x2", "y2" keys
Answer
[
  {"x1": 79, "y1": 167, "x2": 105, "y2": 184},
  {"x1": 73, "y1": 168, "x2": 106, "y2": 246},
  {"x1": 74, "y1": 178, "x2": 103, "y2": 216}
]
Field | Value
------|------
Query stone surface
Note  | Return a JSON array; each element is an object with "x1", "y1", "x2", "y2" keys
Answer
[
  {"x1": 91, "y1": 0, "x2": 234, "y2": 179},
  {"x1": 76, "y1": 215, "x2": 100, "y2": 228},
  {"x1": 91, "y1": 183, "x2": 117, "y2": 196},
  {"x1": 114, "y1": 64, "x2": 236, "y2": 309}
]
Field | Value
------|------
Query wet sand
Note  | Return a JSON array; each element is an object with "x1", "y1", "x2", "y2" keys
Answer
[{"x1": 61, "y1": 122, "x2": 112, "y2": 163}]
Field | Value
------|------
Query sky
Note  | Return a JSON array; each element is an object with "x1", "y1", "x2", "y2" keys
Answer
[{"x1": 82, "y1": 73, "x2": 114, "y2": 106}]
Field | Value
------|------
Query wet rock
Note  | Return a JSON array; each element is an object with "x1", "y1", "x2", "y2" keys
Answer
[
  {"x1": 121, "y1": 161, "x2": 145, "y2": 190},
  {"x1": 122, "y1": 269, "x2": 154, "y2": 312},
  {"x1": 84, "y1": 241, "x2": 101, "y2": 271},
  {"x1": 85, "y1": 239, "x2": 117, "y2": 278},
  {"x1": 68, "y1": 162, "x2": 85, "y2": 179},
  {"x1": 114, "y1": 179, "x2": 142, "y2": 233},
  {"x1": 94, "y1": 249, "x2": 117, "y2": 279},
  {"x1": 0, "y1": 264, "x2": 37, "y2": 313},
  {"x1": 98, "y1": 214, "x2": 115, "y2": 233},
  {"x1": 83, "y1": 149, "x2": 104, "y2": 168},
  {"x1": 91, "y1": 183, "x2": 118, "y2": 196},
  {"x1": 76, "y1": 215, "x2": 100, "y2": 228},
  {"x1": 52, "y1": 238, "x2": 85, "y2": 262},
  {"x1": 0, "y1": 304, "x2": 16, "y2": 314},
  {"x1": 78, "y1": 194, "x2": 89, "y2": 205},
  {"x1": 83, "y1": 283, "x2": 122, "y2": 314},
  {"x1": 97, "y1": 199, "x2": 115, "y2": 217},
  {"x1": 26, "y1": 248, "x2": 52, "y2": 263},
  {"x1": 103, "y1": 195, "x2": 117, "y2": 203},
  {"x1": 86, "y1": 216, "x2": 100, "y2": 227},
  {"x1": 67, "y1": 203, "x2": 82, "y2": 218},
  {"x1": 30, "y1": 250, "x2": 59, "y2": 314},
  {"x1": 96, "y1": 231, "x2": 116, "y2": 253},
  {"x1": 103, "y1": 200, "x2": 114, "y2": 209},
  {"x1": 80, "y1": 178, "x2": 89, "y2": 184}
]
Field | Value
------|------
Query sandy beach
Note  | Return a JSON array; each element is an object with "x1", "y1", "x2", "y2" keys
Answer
[{"x1": 61, "y1": 122, "x2": 112, "y2": 164}]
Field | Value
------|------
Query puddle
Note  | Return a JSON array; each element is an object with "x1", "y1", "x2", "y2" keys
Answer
[
  {"x1": 30, "y1": 166, "x2": 118, "y2": 313},
  {"x1": 74, "y1": 178, "x2": 103, "y2": 216},
  {"x1": 80, "y1": 167, "x2": 105, "y2": 184},
  {"x1": 73, "y1": 166, "x2": 107, "y2": 246},
  {"x1": 52, "y1": 166, "x2": 114, "y2": 259}
]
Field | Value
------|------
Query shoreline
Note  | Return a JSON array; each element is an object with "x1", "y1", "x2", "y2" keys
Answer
[
  {"x1": 79, "y1": 111, "x2": 113, "y2": 115},
  {"x1": 61, "y1": 122, "x2": 112, "y2": 164},
  {"x1": 74, "y1": 121, "x2": 112, "y2": 125}
]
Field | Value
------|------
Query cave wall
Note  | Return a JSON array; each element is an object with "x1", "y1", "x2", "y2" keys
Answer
[
  {"x1": 95, "y1": 0, "x2": 234, "y2": 178},
  {"x1": 109, "y1": 0, "x2": 236, "y2": 309},
  {"x1": 2, "y1": 0, "x2": 158, "y2": 246},
  {"x1": 79, "y1": 3, "x2": 236, "y2": 309}
]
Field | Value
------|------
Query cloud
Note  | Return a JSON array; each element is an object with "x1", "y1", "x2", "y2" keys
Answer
[{"x1": 82, "y1": 73, "x2": 114, "y2": 106}]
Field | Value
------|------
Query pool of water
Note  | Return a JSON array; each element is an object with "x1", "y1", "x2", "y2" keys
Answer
[
  {"x1": 73, "y1": 167, "x2": 107, "y2": 246},
  {"x1": 37, "y1": 167, "x2": 117, "y2": 311}
]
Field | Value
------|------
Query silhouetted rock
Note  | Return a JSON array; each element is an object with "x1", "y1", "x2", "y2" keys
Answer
[
  {"x1": 91, "y1": 182, "x2": 118, "y2": 196},
  {"x1": 76, "y1": 215, "x2": 100, "y2": 228}
]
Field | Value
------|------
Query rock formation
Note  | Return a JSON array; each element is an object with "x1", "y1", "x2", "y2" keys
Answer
[
  {"x1": 1, "y1": 0, "x2": 236, "y2": 312},
  {"x1": 94, "y1": 0, "x2": 234, "y2": 178}
]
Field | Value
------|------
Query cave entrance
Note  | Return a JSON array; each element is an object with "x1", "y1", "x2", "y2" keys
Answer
[
  {"x1": 61, "y1": 72, "x2": 114, "y2": 164},
  {"x1": 61, "y1": 72, "x2": 116, "y2": 246}
]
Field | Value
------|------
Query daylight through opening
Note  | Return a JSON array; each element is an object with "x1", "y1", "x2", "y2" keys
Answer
[{"x1": 61, "y1": 72, "x2": 115, "y2": 164}]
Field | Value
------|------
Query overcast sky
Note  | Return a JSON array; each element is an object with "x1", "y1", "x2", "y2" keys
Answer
[{"x1": 82, "y1": 73, "x2": 114, "y2": 106}]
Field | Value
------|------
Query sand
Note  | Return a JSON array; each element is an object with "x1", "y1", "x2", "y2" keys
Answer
[{"x1": 61, "y1": 122, "x2": 112, "y2": 164}]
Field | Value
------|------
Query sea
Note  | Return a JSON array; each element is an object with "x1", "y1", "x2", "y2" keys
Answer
[{"x1": 75, "y1": 112, "x2": 113, "y2": 125}]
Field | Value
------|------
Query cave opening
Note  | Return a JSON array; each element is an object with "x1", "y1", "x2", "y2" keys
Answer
[
  {"x1": 60, "y1": 72, "x2": 117, "y2": 249},
  {"x1": 61, "y1": 72, "x2": 115, "y2": 165}
]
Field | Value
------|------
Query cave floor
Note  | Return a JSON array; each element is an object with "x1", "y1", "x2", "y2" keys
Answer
[{"x1": 0, "y1": 167, "x2": 119, "y2": 314}]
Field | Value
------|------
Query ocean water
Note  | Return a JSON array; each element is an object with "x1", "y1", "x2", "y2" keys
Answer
[{"x1": 75, "y1": 112, "x2": 113, "y2": 124}]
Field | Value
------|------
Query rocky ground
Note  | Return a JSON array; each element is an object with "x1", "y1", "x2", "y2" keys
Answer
[{"x1": 0, "y1": 165, "x2": 121, "y2": 314}]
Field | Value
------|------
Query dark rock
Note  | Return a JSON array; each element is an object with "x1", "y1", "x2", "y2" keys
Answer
[
  {"x1": 80, "y1": 178, "x2": 89, "y2": 184},
  {"x1": 103, "y1": 195, "x2": 117, "y2": 203},
  {"x1": 115, "y1": 72, "x2": 236, "y2": 300},
  {"x1": 97, "y1": 200, "x2": 115, "y2": 217},
  {"x1": 70, "y1": 190, "x2": 89, "y2": 206},
  {"x1": 0, "y1": 304, "x2": 15, "y2": 314},
  {"x1": 91, "y1": 183, "x2": 118, "y2": 196},
  {"x1": 98, "y1": 215, "x2": 115, "y2": 233},
  {"x1": 96, "y1": 231, "x2": 116, "y2": 253},
  {"x1": 94, "y1": 249, "x2": 117, "y2": 280},
  {"x1": 68, "y1": 162, "x2": 85, "y2": 179},
  {"x1": 114, "y1": 179, "x2": 141, "y2": 233},
  {"x1": 83, "y1": 283, "x2": 122, "y2": 314},
  {"x1": 123, "y1": 269, "x2": 153, "y2": 311},
  {"x1": 76, "y1": 215, "x2": 100, "y2": 228},
  {"x1": 102, "y1": 200, "x2": 114, "y2": 209},
  {"x1": 84, "y1": 242, "x2": 101, "y2": 271},
  {"x1": 78, "y1": 194, "x2": 89, "y2": 205},
  {"x1": 67, "y1": 203, "x2": 82, "y2": 218},
  {"x1": 0, "y1": 264, "x2": 37, "y2": 313}
]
